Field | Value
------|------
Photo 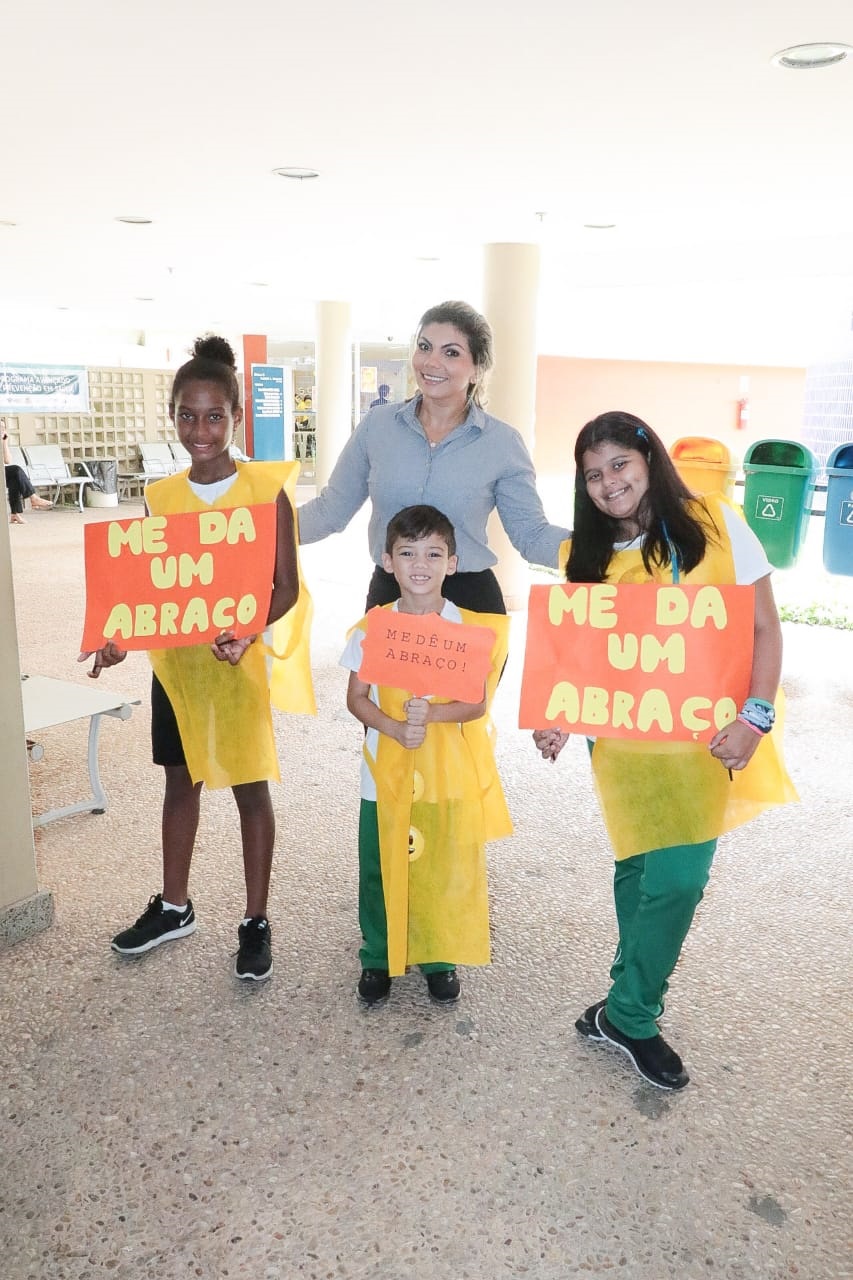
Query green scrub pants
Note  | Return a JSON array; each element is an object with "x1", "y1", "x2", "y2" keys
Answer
[
  {"x1": 358, "y1": 800, "x2": 453, "y2": 974},
  {"x1": 606, "y1": 838, "x2": 717, "y2": 1040}
]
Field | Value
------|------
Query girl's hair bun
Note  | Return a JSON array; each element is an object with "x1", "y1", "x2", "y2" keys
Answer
[{"x1": 192, "y1": 334, "x2": 237, "y2": 368}]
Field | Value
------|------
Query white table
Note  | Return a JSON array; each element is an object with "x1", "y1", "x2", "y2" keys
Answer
[{"x1": 22, "y1": 675, "x2": 140, "y2": 827}]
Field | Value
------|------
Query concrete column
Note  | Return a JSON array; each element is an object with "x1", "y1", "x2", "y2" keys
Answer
[
  {"x1": 314, "y1": 302, "x2": 353, "y2": 489},
  {"x1": 482, "y1": 242, "x2": 541, "y2": 611},
  {"x1": 0, "y1": 518, "x2": 53, "y2": 949}
]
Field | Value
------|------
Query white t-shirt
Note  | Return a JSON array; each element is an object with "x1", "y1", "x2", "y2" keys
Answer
[{"x1": 340, "y1": 599, "x2": 463, "y2": 801}]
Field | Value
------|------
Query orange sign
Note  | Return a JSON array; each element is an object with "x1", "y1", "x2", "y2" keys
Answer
[
  {"x1": 519, "y1": 582, "x2": 754, "y2": 741},
  {"x1": 358, "y1": 607, "x2": 496, "y2": 702},
  {"x1": 81, "y1": 504, "x2": 277, "y2": 651}
]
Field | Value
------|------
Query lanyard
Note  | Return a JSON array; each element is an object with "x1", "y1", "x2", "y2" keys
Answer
[{"x1": 660, "y1": 521, "x2": 680, "y2": 583}]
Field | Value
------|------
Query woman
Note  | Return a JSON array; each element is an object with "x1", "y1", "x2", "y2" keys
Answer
[
  {"x1": 534, "y1": 410, "x2": 796, "y2": 1091},
  {"x1": 297, "y1": 300, "x2": 569, "y2": 612},
  {"x1": 3, "y1": 425, "x2": 52, "y2": 523}
]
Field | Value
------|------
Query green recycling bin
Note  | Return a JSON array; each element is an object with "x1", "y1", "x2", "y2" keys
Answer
[
  {"x1": 742, "y1": 439, "x2": 818, "y2": 569},
  {"x1": 822, "y1": 442, "x2": 853, "y2": 576}
]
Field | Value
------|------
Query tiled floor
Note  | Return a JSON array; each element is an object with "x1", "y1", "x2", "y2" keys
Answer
[{"x1": 2, "y1": 501, "x2": 851, "y2": 1280}]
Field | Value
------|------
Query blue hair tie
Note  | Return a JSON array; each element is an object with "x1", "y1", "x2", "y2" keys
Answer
[{"x1": 636, "y1": 426, "x2": 649, "y2": 443}]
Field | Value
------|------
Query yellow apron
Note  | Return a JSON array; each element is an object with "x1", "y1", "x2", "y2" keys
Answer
[
  {"x1": 562, "y1": 494, "x2": 797, "y2": 858},
  {"x1": 146, "y1": 461, "x2": 315, "y2": 788},
  {"x1": 362, "y1": 607, "x2": 512, "y2": 975}
]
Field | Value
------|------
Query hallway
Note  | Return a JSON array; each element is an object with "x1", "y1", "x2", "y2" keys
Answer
[{"x1": 2, "y1": 504, "x2": 851, "y2": 1280}]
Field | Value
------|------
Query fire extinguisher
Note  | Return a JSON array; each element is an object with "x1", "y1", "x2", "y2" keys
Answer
[{"x1": 736, "y1": 397, "x2": 750, "y2": 431}]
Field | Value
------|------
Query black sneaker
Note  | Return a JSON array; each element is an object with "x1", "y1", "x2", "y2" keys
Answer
[
  {"x1": 111, "y1": 894, "x2": 196, "y2": 955},
  {"x1": 426, "y1": 970, "x2": 461, "y2": 1005},
  {"x1": 235, "y1": 917, "x2": 273, "y2": 982},
  {"x1": 357, "y1": 968, "x2": 391, "y2": 1006},
  {"x1": 595, "y1": 1007, "x2": 689, "y2": 1091},
  {"x1": 575, "y1": 999, "x2": 608, "y2": 1040}
]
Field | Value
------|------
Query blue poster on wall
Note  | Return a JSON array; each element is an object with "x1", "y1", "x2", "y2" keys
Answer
[{"x1": 251, "y1": 364, "x2": 290, "y2": 461}]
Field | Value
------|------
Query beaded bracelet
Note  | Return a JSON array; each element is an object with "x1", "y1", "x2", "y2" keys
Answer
[{"x1": 737, "y1": 697, "x2": 776, "y2": 734}]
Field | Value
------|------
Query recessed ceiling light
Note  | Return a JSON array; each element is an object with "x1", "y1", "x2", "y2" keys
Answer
[
  {"x1": 0, "y1": 219, "x2": 16, "y2": 227},
  {"x1": 583, "y1": 223, "x2": 616, "y2": 230},
  {"x1": 415, "y1": 256, "x2": 440, "y2": 262},
  {"x1": 771, "y1": 42, "x2": 852, "y2": 69},
  {"x1": 115, "y1": 215, "x2": 153, "y2": 224},
  {"x1": 135, "y1": 296, "x2": 154, "y2": 302},
  {"x1": 249, "y1": 281, "x2": 269, "y2": 288},
  {"x1": 272, "y1": 167, "x2": 320, "y2": 180}
]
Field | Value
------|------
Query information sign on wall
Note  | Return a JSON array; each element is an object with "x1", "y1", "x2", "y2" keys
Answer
[
  {"x1": 0, "y1": 363, "x2": 89, "y2": 412},
  {"x1": 250, "y1": 365, "x2": 291, "y2": 461}
]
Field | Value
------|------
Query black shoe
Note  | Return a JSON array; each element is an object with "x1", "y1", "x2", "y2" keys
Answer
[
  {"x1": 111, "y1": 894, "x2": 196, "y2": 955},
  {"x1": 235, "y1": 917, "x2": 273, "y2": 981},
  {"x1": 575, "y1": 999, "x2": 608, "y2": 1040},
  {"x1": 595, "y1": 1007, "x2": 689, "y2": 1091},
  {"x1": 357, "y1": 968, "x2": 391, "y2": 1006},
  {"x1": 426, "y1": 970, "x2": 461, "y2": 1005}
]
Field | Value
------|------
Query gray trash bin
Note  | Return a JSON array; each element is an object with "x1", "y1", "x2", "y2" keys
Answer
[{"x1": 82, "y1": 457, "x2": 119, "y2": 508}]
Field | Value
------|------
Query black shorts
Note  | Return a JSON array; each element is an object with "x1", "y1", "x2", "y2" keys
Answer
[{"x1": 151, "y1": 673, "x2": 186, "y2": 767}]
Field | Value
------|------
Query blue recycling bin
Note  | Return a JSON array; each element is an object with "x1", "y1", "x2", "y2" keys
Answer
[
  {"x1": 822, "y1": 442, "x2": 853, "y2": 576},
  {"x1": 742, "y1": 439, "x2": 818, "y2": 569}
]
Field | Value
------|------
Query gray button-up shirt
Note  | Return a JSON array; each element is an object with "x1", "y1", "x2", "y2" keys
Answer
[{"x1": 297, "y1": 397, "x2": 568, "y2": 572}]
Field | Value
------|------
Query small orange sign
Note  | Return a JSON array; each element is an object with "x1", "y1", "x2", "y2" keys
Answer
[
  {"x1": 358, "y1": 607, "x2": 496, "y2": 702},
  {"x1": 81, "y1": 504, "x2": 277, "y2": 651},
  {"x1": 519, "y1": 582, "x2": 754, "y2": 741}
]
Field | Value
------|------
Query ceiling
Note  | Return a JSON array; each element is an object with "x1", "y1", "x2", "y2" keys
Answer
[{"x1": 2, "y1": 0, "x2": 853, "y2": 368}]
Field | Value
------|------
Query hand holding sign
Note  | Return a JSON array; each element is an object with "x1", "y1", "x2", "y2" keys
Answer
[
  {"x1": 519, "y1": 582, "x2": 755, "y2": 742},
  {"x1": 358, "y1": 607, "x2": 495, "y2": 703},
  {"x1": 81, "y1": 504, "x2": 277, "y2": 653}
]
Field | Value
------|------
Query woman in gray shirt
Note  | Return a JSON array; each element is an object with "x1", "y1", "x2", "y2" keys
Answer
[{"x1": 297, "y1": 300, "x2": 569, "y2": 613}]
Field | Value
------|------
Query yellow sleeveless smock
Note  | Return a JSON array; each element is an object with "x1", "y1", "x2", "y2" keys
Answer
[
  {"x1": 559, "y1": 494, "x2": 797, "y2": 859},
  {"x1": 361, "y1": 607, "x2": 513, "y2": 976},
  {"x1": 146, "y1": 461, "x2": 315, "y2": 789}
]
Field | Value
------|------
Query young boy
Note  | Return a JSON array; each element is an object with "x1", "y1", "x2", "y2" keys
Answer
[{"x1": 340, "y1": 504, "x2": 512, "y2": 1007}]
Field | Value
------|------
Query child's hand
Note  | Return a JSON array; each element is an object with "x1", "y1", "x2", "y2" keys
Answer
[
  {"x1": 709, "y1": 720, "x2": 761, "y2": 772},
  {"x1": 404, "y1": 696, "x2": 430, "y2": 727},
  {"x1": 395, "y1": 719, "x2": 426, "y2": 750},
  {"x1": 77, "y1": 641, "x2": 127, "y2": 679},
  {"x1": 211, "y1": 631, "x2": 256, "y2": 665},
  {"x1": 532, "y1": 728, "x2": 570, "y2": 762}
]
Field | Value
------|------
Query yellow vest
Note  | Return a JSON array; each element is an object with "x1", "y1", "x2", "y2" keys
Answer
[
  {"x1": 360, "y1": 606, "x2": 512, "y2": 975},
  {"x1": 146, "y1": 461, "x2": 315, "y2": 788},
  {"x1": 561, "y1": 494, "x2": 797, "y2": 858}
]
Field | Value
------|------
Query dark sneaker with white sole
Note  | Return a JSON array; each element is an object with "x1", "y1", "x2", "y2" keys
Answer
[
  {"x1": 235, "y1": 917, "x2": 273, "y2": 981},
  {"x1": 111, "y1": 894, "x2": 196, "y2": 955},
  {"x1": 426, "y1": 970, "x2": 461, "y2": 1005},
  {"x1": 357, "y1": 969, "x2": 392, "y2": 1006},
  {"x1": 595, "y1": 1006, "x2": 689, "y2": 1091},
  {"x1": 575, "y1": 999, "x2": 608, "y2": 1040}
]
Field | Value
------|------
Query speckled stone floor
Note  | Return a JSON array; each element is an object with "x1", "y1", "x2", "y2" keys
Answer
[{"x1": 2, "y1": 500, "x2": 851, "y2": 1280}]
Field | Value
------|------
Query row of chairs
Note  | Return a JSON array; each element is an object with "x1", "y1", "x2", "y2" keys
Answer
[
  {"x1": 138, "y1": 440, "x2": 191, "y2": 477},
  {"x1": 9, "y1": 439, "x2": 238, "y2": 513},
  {"x1": 7, "y1": 444, "x2": 94, "y2": 512}
]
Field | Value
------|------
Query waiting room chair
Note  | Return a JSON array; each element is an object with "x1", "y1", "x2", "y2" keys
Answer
[
  {"x1": 169, "y1": 440, "x2": 191, "y2": 468},
  {"x1": 22, "y1": 445, "x2": 93, "y2": 512},
  {"x1": 139, "y1": 442, "x2": 177, "y2": 478}
]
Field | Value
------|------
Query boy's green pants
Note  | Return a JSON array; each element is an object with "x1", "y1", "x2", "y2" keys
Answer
[
  {"x1": 606, "y1": 838, "x2": 717, "y2": 1039},
  {"x1": 358, "y1": 800, "x2": 453, "y2": 974}
]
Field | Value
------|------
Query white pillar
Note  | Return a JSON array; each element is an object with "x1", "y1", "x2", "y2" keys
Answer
[
  {"x1": 314, "y1": 301, "x2": 353, "y2": 489},
  {"x1": 0, "y1": 517, "x2": 53, "y2": 949},
  {"x1": 482, "y1": 242, "x2": 541, "y2": 611}
]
